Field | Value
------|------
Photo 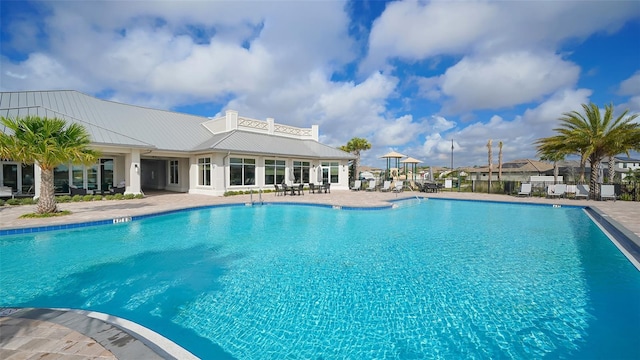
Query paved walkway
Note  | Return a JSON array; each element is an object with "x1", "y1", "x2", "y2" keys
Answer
[{"x1": 1, "y1": 189, "x2": 639, "y2": 359}]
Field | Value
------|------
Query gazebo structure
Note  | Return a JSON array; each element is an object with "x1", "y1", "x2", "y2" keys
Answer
[
  {"x1": 400, "y1": 157, "x2": 422, "y2": 182},
  {"x1": 380, "y1": 151, "x2": 405, "y2": 181}
]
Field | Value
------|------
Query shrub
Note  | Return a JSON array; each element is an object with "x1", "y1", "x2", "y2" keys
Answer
[
  {"x1": 0, "y1": 199, "x2": 4, "y2": 206},
  {"x1": 71, "y1": 195, "x2": 83, "y2": 202},
  {"x1": 104, "y1": 194, "x2": 115, "y2": 200},
  {"x1": 134, "y1": 193, "x2": 144, "y2": 199},
  {"x1": 20, "y1": 197, "x2": 36, "y2": 205},
  {"x1": 124, "y1": 193, "x2": 135, "y2": 200},
  {"x1": 114, "y1": 193, "x2": 124, "y2": 200},
  {"x1": 619, "y1": 193, "x2": 633, "y2": 201},
  {"x1": 6, "y1": 198, "x2": 21, "y2": 205},
  {"x1": 56, "y1": 195, "x2": 72, "y2": 203},
  {"x1": 93, "y1": 195, "x2": 104, "y2": 201},
  {"x1": 82, "y1": 194, "x2": 94, "y2": 201}
]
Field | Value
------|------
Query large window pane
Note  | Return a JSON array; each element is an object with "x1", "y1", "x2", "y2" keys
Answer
[
  {"x1": 21, "y1": 164, "x2": 34, "y2": 194},
  {"x1": 87, "y1": 164, "x2": 98, "y2": 190},
  {"x1": 198, "y1": 157, "x2": 211, "y2": 186},
  {"x1": 101, "y1": 159, "x2": 114, "y2": 190},
  {"x1": 2, "y1": 164, "x2": 17, "y2": 191},
  {"x1": 265, "y1": 159, "x2": 285, "y2": 185},
  {"x1": 54, "y1": 164, "x2": 69, "y2": 193},
  {"x1": 230, "y1": 157, "x2": 256, "y2": 186},
  {"x1": 72, "y1": 165, "x2": 84, "y2": 188}
]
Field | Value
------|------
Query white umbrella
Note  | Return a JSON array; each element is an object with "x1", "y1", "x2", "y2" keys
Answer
[
  {"x1": 429, "y1": 167, "x2": 434, "y2": 182},
  {"x1": 317, "y1": 165, "x2": 323, "y2": 183},
  {"x1": 289, "y1": 167, "x2": 296, "y2": 185}
]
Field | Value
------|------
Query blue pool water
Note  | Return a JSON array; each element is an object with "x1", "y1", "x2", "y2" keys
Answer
[{"x1": 1, "y1": 199, "x2": 639, "y2": 359}]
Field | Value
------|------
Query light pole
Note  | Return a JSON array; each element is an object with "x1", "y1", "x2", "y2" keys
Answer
[{"x1": 450, "y1": 138, "x2": 454, "y2": 174}]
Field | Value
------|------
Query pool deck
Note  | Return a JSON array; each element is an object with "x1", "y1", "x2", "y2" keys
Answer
[{"x1": 1, "y1": 189, "x2": 639, "y2": 359}]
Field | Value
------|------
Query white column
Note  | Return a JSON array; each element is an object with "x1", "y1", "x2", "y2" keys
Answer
[{"x1": 124, "y1": 149, "x2": 142, "y2": 194}]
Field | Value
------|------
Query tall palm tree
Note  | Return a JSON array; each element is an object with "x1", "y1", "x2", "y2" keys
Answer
[
  {"x1": 0, "y1": 116, "x2": 99, "y2": 214},
  {"x1": 487, "y1": 139, "x2": 493, "y2": 193},
  {"x1": 535, "y1": 103, "x2": 639, "y2": 200},
  {"x1": 339, "y1": 137, "x2": 372, "y2": 183}
]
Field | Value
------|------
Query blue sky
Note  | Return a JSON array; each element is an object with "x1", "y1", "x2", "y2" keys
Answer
[{"x1": 1, "y1": 0, "x2": 639, "y2": 168}]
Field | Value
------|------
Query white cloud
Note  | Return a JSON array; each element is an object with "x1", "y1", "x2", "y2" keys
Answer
[{"x1": 425, "y1": 51, "x2": 581, "y2": 113}]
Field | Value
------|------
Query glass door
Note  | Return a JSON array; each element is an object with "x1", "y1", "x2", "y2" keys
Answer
[{"x1": 2, "y1": 164, "x2": 18, "y2": 191}]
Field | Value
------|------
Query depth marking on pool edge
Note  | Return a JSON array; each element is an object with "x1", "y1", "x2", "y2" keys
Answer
[{"x1": 113, "y1": 216, "x2": 132, "y2": 224}]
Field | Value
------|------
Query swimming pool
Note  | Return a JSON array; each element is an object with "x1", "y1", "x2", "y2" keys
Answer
[{"x1": 1, "y1": 199, "x2": 639, "y2": 359}]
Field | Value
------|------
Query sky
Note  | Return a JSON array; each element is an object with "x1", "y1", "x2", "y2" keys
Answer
[{"x1": 1, "y1": 0, "x2": 639, "y2": 168}]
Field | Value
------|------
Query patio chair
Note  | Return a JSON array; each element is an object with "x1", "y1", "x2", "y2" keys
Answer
[
  {"x1": 296, "y1": 184, "x2": 304, "y2": 195},
  {"x1": 274, "y1": 184, "x2": 283, "y2": 196},
  {"x1": 322, "y1": 183, "x2": 331, "y2": 193},
  {"x1": 350, "y1": 180, "x2": 362, "y2": 191},
  {"x1": 366, "y1": 179, "x2": 376, "y2": 191},
  {"x1": 600, "y1": 184, "x2": 616, "y2": 201},
  {"x1": 516, "y1": 183, "x2": 532, "y2": 197},
  {"x1": 575, "y1": 184, "x2": 589, "y2": 200},
  {"x1": 109, "y1": 186, "x2": 125, "y2": 195},
  {"x1": 547, "y1": 184, "x2": 566, "y2": 198},
  {"x1": 392, "y1": 182, "x2": 403, "y2": 193},
  {"x1": 309, "y1": 183, "x2": 317, "y2": 194},
  {"x1": 380, "y1": 181, "x2": 392, "y2": 192},
  {"x1": 70, "y1": 186, "x2": 87, "y2": 196},
  {"x1": 0, "y1": 186, "x2": 14, "y2": 199}
]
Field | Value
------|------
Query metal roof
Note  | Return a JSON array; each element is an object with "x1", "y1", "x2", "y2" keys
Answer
[
  {"x1": 193, "y1": 130, "x2": 353, "y2": 159},
  {"x1": 0, "y1": 90, "x2": 353, "y2": 159}
]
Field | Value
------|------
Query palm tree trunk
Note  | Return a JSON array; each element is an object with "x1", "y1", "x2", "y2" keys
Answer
[
  {"x1": 553, "y1": 161, "x2": 559, "y2": 184},
  {"x1": 579, "y1": 158, "x2": 586, "y2": 184},
  {"x1": 590, "y1": 158, "x2": 600, "y2": 200},
  {"x1": 37, "y1": 167, "x2": 58, "y2": 214},
  {"x1": 608, "y1": 156, "x2": 615, "y2": 184},
  {"x1": 354, "y1": 150, "x2": 360, "y2": 184}
]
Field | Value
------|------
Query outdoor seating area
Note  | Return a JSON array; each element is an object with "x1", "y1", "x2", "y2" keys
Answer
[{"x1": 274, "y1": 183, "x2": 329, "y2": 196}]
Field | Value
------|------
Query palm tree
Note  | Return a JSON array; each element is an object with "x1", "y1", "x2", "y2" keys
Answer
[
  {"x1": 0, "y1": 116, "x2": 99, "y2": 214},
  {"x1": 487, "y1": 139, "x2": 493, "y2": 193},
  {"x1": 535, "y1": 103, "x2": 639, "y2": 200},
  {"x1": 339, "y1": 137, "x2": 372, "y2": 183}
]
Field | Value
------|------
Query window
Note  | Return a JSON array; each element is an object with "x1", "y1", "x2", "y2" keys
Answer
[
  {"x1": 321, "y1": 162, "x2": 339, "y2": 183},
  {"x1": 198, "y1": 157, "x2": 211, "y2": 186},
  {"x1": 72, "y1": 165, "x2": 84, "y2": 188},
  {"x1": 265, "y1": 159, "x2": 285, "y2": 185},
  {"x1": 230, "y1": 158, "x2": 255, "y2": 186},
  {"x1": 54, "y1": 164, "x2": 69, "y2": 193},
  {"x1": 169, "y1": 160, "x2": 179, "y2": 184},
  {"x1": 293, "y1": 161, "x2": 310, "y2": 184}
]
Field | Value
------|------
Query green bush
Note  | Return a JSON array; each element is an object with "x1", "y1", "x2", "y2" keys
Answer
[
  {"x1": 114, "y1": 193, "x2": 124, "y2": 200},
  {"x1": 71, "y1": 195, "x2": 83, "y2": 202},
  {"x1": 93, "y1": 195, "x2": 104, "y2": 201},
  {"x1": 124, "y1": 193, "x2": 135, "y2": 200},
  {"x1": 134, "y1": 193, "x2": 144, "y2": 199},
  {"x1": 0, "y1": 199, "x2": 4, "y2": 206},
  {"x1": 82, "y1": 194, "x2": 94, "y2": 201},
  {"x1": 20, "y1": 197, "x2": 36, "y2": 205},
  {"x1": 6, "y1": 198, "x2": 21, "y2": 205},
  {"x1": 619, "y1": 193, "x2": 633, "y2": 201},
  {"x1": 56, "y1": 195, "x2": 72, "y2": 203},
  {"x1": 104, "y1": 194, "x2": 115, "y2": 200}
]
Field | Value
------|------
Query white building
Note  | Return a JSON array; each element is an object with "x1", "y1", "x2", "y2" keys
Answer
[{"x1": 0, "y1": 90, "x2": 354, "y2": 197}]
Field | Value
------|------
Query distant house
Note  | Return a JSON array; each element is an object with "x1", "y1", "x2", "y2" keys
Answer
[
  {"x1": 469, "y1": 159, "x2": 554, "y2": 182},
  {"x1": 0, "y1": 90, "x2": 354, "y2": 197},
  {"x1": 604, "y1": 156, "x2": 640, "y2": 181}
]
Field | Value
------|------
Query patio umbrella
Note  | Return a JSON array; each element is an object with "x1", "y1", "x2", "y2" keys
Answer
[
  {"x1": 317, "y1": 165, "x2": 323, "y2": 184},
  {"x1": 289, "y1": 167, "x2": 296, "y2": 185},
  {"x1": 400, "y1": 157, "x2": 422, "y2": 182},
  {"x1": 429, "y1": 167, "x2": 434, "y2": 182},
  {"x1": 380, "y1": 151, "x2": 405, "y2": 180}
]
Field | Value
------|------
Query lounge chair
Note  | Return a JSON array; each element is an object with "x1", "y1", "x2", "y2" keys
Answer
[
  {"x1": 0, "y1": 186, "x2": 14, "y2": 199},
  {"x1": 380, "y1": 181, "x2": 392, "y2": 192},
  {"x1": 516, "y1": 183, "x2": 532, "y2": 197},
  {"x1": 70, "y1": 186, "x2": 87, "y2": 196},
  {"x1": 392, "y1": 182, "x2": 403, "y2": 193},
  {"x1": 575, "y1": 184, "x2": 589, "y2": 200},
  {"x1": 366, "y1": 179, "x2": 376, "y2": 191},
  {"x1": 547, "y1": 184, "x2": 566, "y2": 198},
  {"x1": 600, "y1": 184, "x2": 616, "y2": 201},
  {"x1": 350, "y1": 180, "x2": 362, "y2": 191},
  {"x1": 109, "y1": 186, "x2": 125, "y2": 195}
]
